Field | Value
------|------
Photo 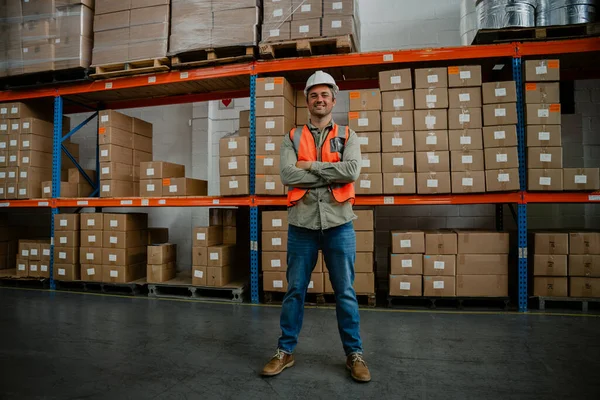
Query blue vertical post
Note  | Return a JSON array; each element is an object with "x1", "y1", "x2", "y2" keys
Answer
[
  {"x1": 513, "y1": 56, "x2": 528, "y2": 311},
  {"x1": 249, "y1": 74, "x2": 259, "y2": 303},
  {"x1": 50, "y1": 96, "x2": 63, "y2": 290},
  {"x1": 249, "y1": 74, "x2": 257, "y2": 196}
]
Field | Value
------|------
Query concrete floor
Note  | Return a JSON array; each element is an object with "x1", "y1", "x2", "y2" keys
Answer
[{"x1": 0, "y1": 289, "x2": 599, "y2": 400}]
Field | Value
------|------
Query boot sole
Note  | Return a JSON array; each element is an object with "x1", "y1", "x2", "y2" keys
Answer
[
  {"x1": 346, "y1": 364, "x2": 371, "y2": 383},
  {"x1": 261, "y1": 360, "x2": 295, "y2": 377}
]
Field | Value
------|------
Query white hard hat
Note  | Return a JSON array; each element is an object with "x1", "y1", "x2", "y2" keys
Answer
[{"x1": 304, "y1": 70, "x2": 339, "y2": 98}]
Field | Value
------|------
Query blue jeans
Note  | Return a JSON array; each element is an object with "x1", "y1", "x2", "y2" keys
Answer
[{"x1": 278, "y1": 222, "x2": 363, "y2": 356}]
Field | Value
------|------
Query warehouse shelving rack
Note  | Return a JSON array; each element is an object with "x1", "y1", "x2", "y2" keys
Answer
[{"x1": 1, "y1": 37, "x2": 599, "y2": 310}]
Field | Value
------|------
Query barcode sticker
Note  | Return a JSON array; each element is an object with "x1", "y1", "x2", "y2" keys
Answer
[
  {"x1": 301, "y1": 4, "x2": 311, "y2": 12},
  {"x1": 101, "y1": 150, "x2": 108, "y2": 157},
  {"x1": 229, "y1": 180, "x2": 239, "y2": 189},
  {"x1": 110, "y1": 270, "x2": 118, "y2": 278},
  {"x1": 265, "y1": 143, "x2": 275, "y2": 151},
  {"x1": 460, "y1": 71, "x2": 471, "y2": 79},
  {"x1": 393, "y1": 157, "x2": 404, "y2": 166},
  {"x1": 58, "y1": 268, "x2": 66, "y2": 276},
  {"x1": 427, "y1": 179, "x2": 439, "y2": 188},
  {"x1": 60, "y1": 237, "x2": 67, "y2": 244},
  {"x1": 299, "y1": 25, "x2": 309, "y2": 33},
  {"x1": 180, "y1": 72, "x2": 189, "y2": 79},
  {"x1": 400, "y1": 282, "x2": 411, "y2": 290},
  {"x1": 110, "y1": 220, "x2": 118, "y2": 228},
  {"x1": 266, "y1": 182, "x2": 276, "y2": 190},
  {"x1": 426, "y1": 95, "x2": 437, "y2": 103},
  {"x1": 87, "y1": 267, "x2": 95, "y2": 274},
  {"x1": 495, "y1": 88, "x2": 507, "y2": 97},
  {"x1": 358, "y1": 118, "x2": 369, "y2": 126},
  {"x1": 434, "y1": 261, "x2": 445, "y2": 269},
  {"x1": 425, "y1": 116, "x2": 436, "y2": 127},
  {"x1": 538, "y1": 131, "x2": 550, "y2": 141},
  {"x1": 393, "y1": 98, "x2": 405, "y2": 108},
  {"x1": 87, "y1": 219, "x2": 95, "y2": 227},
  {"x1": 41, "y1": 265, "x2": 48, "y2": 272},
  {"x1": 427, "y1": 75, "x2": 438, "y2": 83},
  {"x1": 264, "y1": 158, "x2": 274, "y2": 167},
  {"x1": 31, "y1": 249, "x2": 38, "y2": 256},
  {"x1": 272, "y1": 219, "x2": 282, "y2": 227},
  {"x1": 271, "y1": 259, "x2": 281, "y2": 268},
  {"x1": 460, "y1": 136, "x2": 471, "y2": 145},
  {"x1": 59, "y1": 252, "x2": 66, "y2": 259},
  {"x1": 538, "y1": 109, "x2": 549, "y2": 118},
  {"x1": 169, "y1": 185, "x2": 178, "y2": 193},
  {"x1": 495, "y1": 108, "x2": 506, "y2": 117},
  {"x1": 459, "y1": 93, "x2": 471, "y2": 102},
  {"x1": 270, "y1": 29, "x2": 280, "y2": 37},
  {"x1": 197, "y1": 233, "x2": 206, "y2": 241},
  {"x1": 264, "y1": 101, "x2": 274, "y2": 109},
  {"x1": 392, "y1": 138, "x2": 403, "y2": 147},
  {"x1": 273, "y1": 8, "x2": 283, "y2": 17},
  {"x1": 539, "y1": 177, "x2": 552, "y2": 186},
  {"x1": 575, "y1": 175, "x2": 587, "y2": 184},
  {"x1": 227, "y1": 141, "x2": 238, "y2": 150},
  {"x1": 210, "y1": 253, "x2": 219, "y2": 260},
  {"x1": 358, "y1": 136, "x2": 369, "y2": 145},
  {"x1": 22, "y1": 250, "x2": 29, "y2": 257},
  {"x1": 102, "y1": 167, "x2": 109, "y2": 174},
  {"x1": 390, "y1": 76, "x2": 401, "y2": 84},
  {"x1": 361, "y1": 158, "x2": 371, "y2": 168},
  {"x1": 333, "y1": 1, "x2": 343, "y2": 9},
  {"x1": 18, "y1": 188, "x2": 26, "y2": 195},
  {"x1": 498, "y1": 173, "x2": 510, "y2": 182},
  {"x1": 109, "y1": 236, "x2": 118, "y2": 244},
  {"x1": 400, "y1": 240, "x2": 411, "y2": 248},
  {"x1": 393, "y1": 177, "x2": 405, "y2": 186},
  {"x1": 496, "y1": 154, "x2": 508, "y2": 163},
  {"x1": 266, "y1": 121, "x2": 275, "y2": 129},
  {"x1": 401, "y1": 259, "x2": 412, "y2": 267},
  {"x1": 392, "y1": 117, "x2": 403, "y2": 126},
  {"x1": 433, "y1": 281, "x2": 444, "y2": 289},
  {"x1": 332, "y1": 20, "x2": 342, "y2": 28},
  {"x1": 459, "y1": 113, "x2": 470, "y2": 123},
  {"x1": 428, "y1": 155, "x2": 439, "y2": 164},
  {"x1": 360, "y1": 180, "x2": 371, "y2": 188},
  {"x1": 540, "y1": 153, "x2": 552, "y2": 162},
  {"x1": 462, "y1": 177, "x2": 473, "y2": 186},
  {"x1": 536, "y1": 65, "x2": 548, "y2": 75},
  {"x1": 265, "y1": 83, "x2": 275, "y2": 91},
  {"x1": 272, "y1": 238, "x2": 282, "y2": 246},
  {"x1": 273, "y1": 280, "x2": 283, "y2": 288},
  {"x1": 146, "y1": 167, "x2": 155, "y2": 176},
  {"x1": 60, "y1": 220, "x2": 68, "y2": 227},
  {"x1": 88, "y1": 235, "x2": 96, "y2": 243},
  {"x1": 43, "y1": 249, "x2": 50, "y2": 256},
  {"x1": 228, "y1": 161, "x2": 238, "y2": 170},
  {"x1": 109, "y1": 254, "x2": 117, "y2": 262},
  {"x1": 194, "y1": 270, "x2": 204, "y2": 278},
  {"x1": 462, "y1": 155, "x2": 473, "y2": 164},
  {"x1": 383, "y1": 54, "x2": 394, "y2": 62},
  {"x1": 18, "y1": 264, "x2": 25, "y2": 271},
  {"x1": 30, "y1": 265, "x2": 38, "y2": 272},
  {"x1": 494, "y1": 131, "x2": 506, "y2": 140},
  {"x1": 147, "y1": 184, "x2": 155, "y2": 191}
]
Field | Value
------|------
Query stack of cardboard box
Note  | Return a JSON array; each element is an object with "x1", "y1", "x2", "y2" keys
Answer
[
  {"x1": 525, "y1": 60, "x2": 563, "y2": 191},
  {"x1": 53, "y1": 214, "x2": 81, "y2": 281},
  {"x1": 42, "y1": 168, "x2": 95, "y2": 198},
  {"x1": 389, "y1": 231, "x2": 425, "y2": 296},
  {"x1": 219, "y1": 136, "x2": 250, "y2": 196},
  {"x1": 93, "y1": 0, "x2": 170, "y2": 66},
  {"x1": 238, "y1": 110, "x2": 250, "y2": 137},
  {"x1": 98, "y1": 110, "x2": 153, "y2": 197},
  {"x1": 15, "y1": 239, "x2": 51, "y2": 279},
  {"x1": 533, "y1": 232, "x2": 569, "y2": 297},
  {"x1": 79, "y1": 213, "x2": 104, "y2": 282},
  {"x1": 569, "y1": 232, "x2": 600, "y2": 298},
  {"x1": 448, "y1": 66, "x2": 485, "y2": 193},
  {"x1": 482, "y1": 81, "x2": 520, "y2": 192},
  {"x1": 456, "y1": 231, "x2": 509, "y2": 297},
  {"x1": 423, "y1": 231, "x2": 457, "y2": 296},
  {"x1": 140, "y1": 161, "x2": 206, "y2": 197},
  {"x1": 254, "y1": 77, "x2": 295, "y2": 196},
  {"x1": 262, "y1": 211, "x2": 292, "y2": 292},
  {"x1": 147, "y1": 243, "x2": 177, "y2": 283}
]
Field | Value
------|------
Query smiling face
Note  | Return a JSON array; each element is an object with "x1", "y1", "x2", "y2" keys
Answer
[{"x1": 307, "y1": 84, "x2": 336, "y2": 119}]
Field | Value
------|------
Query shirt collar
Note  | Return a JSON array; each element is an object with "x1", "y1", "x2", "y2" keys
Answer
[{"x1": 307, "y1": 119, "x2": 335, "y2": 132}]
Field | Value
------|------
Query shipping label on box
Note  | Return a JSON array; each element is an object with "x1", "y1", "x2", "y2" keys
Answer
[
  {"x1": 262, "y1": 251, "x2": 288, "y2": 272},
  {"x1": 484, "y1": 147, "x2": 519, "y2": 170},
  {"x1": 483, "y1": 103, "x2": 518, "y2": 126},
  {"x1": 527, "y1": 147, "x2": 563, "y2": 169},
  {"x1": 414, "y1": 110, "x2": 448, "y2": 131},
  {"x1": 263, "y1": 271, "x2": 288, "y2": 292},
  {"x1": 525, "y1": 82, "x2": 560, "y2": 104},
  {"x1": 483, "y1": 125, "x2": 518, "y2": 148},
  {"x1": 381, "y1": 131, "x2": 415, "y2": 153},
  {"x1": 220, "y1": 175, "x2": 250, "y2": 196},
  {"x1": 448, "y1": 107, "x2": 483, "y2": 130},
  {"x1": 563, "y1": 168, "x2": 600, "y2": 191},
  {"x1": 383, "y1": 172, "x2": 416, "y2": 194},
  {"x1": 526, "y1": 103, "x2": 561, "y2": 125},
  {"x1": 417, "y1": 172, "x2": 451, "y2": 194},
  {"x1": 349, "y1": 111, "x2": 381, "y2": 132},
  {"x1": 485, "y1": 169, "x2": 520, "y2": 192},
  {"x1": 356, "y1": 132, "x2": 381, "y2": 153}
]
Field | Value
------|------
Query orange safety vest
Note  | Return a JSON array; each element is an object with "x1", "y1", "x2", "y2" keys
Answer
[{"x1": 287, "y1": 123, "x2": 355, "y2": 207}]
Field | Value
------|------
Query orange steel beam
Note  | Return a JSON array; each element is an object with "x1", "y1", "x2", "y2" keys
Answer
[
  {"x1": 523, "y1": 192, "x2": 600, "y2": 203},
  {"x1": 518, "y1": 37, "x2": 600, "y2": 56},
  {"x1": 0, "y1": 199, "x2": 52, "y2": 208}
]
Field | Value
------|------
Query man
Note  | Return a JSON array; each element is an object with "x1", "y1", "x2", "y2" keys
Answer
[{"x1": 261, "y1": 71, "x2": 371, "y2": 383}]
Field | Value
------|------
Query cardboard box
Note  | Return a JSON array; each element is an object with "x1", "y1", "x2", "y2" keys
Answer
[
  {"x1": 451, "y1": 171, "x2": 486, "y2": 193},
  {"x1": 162, "y1": 178, "x2": 208, "y2": 196},
  {"x1": 132, "y1": 117, "x2": 152, "y2": 137},
  {"x1": 256, "y1": 175, "x2": 286, "y2": 195},
  {"x1": 140, "y1": 162, "x2": 185, "y2": 180},
  {"x1": 296, "y1": 108, "x2": 309, "y2": 126},
  {"x1": 262, "y1": 251, "x2": 287, "y2": 272},
  {"x1": 20, "y1": 134, "x2": 52, "y2": 152},
  {"x1": 534, "y1": 232, "x2": 569, "y2": 254},
  {"x1": 323, "y1": 0, "x2": 355, "y2": 15},
  {"x1": 450, "y1": 150, "x2": 484, "y2": 172},
  {"x1": 55, "y1": 231, "x2": 79, "y2": 248},
  {"x1": 147, "y1": 243, "x2": 176, "y2": 265},
  {"x1": 349, "y1": 89, "x2": 381, "y2": 111},
  {"x1": 563, "y1": 168, "x2": 600, "y2": 191},
  {"x1": 528, "y1": 169, "x2": 564, "y2": 191},
  {"x1": 80, "y1": 230, "x2": 102, "y2": 248},
  {"x1": 255, "y1": 97, "x2": 295, "y2": 118},
  {"x1": 416, "y1": 151, "x2": 450, "y2": 172},
  {"x1": 255, "y1": 155, "x2": 280, "y2": 175},
  {"x1": 570, "y1": 277, "x2": 600, "y2": 298},
  {"x1": 423, "y1": 254, "x2": 456, "y2": 276},
  {"x1": 54, "y1": 214, "x2": 80, "y2": 231},
  {"x1": 423, "y1": 276, "x2": 455, "y2": 297},
  {"x1": 20, "y1": 150, "x2": 53, "y2": 168},
  {"x1": 389, "y1": 275, "x2": 422, "y2": 296},
  {"x1": 99, "y1": 144, "x2": 133, "y2": 164},
  {"x1": 262, "y1": 231, "x2": 288, "y2": 252},
  {"x1": 102, "y1": 247, "x2": 147, "y2": 266},
  {"x1": 425, "y1": 232, "x2": 458, "y2": 255},
  {"x1": 525, "y1": 59, "x2": 560, "y2": 82},
  {"x1": 569, "y1": 232, "x2": 600, "y2": 255},
  {"x1": 534, "y1": 277, "x2": 568, "y2": 297},
  {"x1": 382, "y1": 90, "x2": 415, "y2": 111},
  {"x1": 525, "y1": 82, "x2": 560, "y2": 104},
  {"x1": 192, "y1": 247, "x2": 208, "y2": 266},
  {"x1": 457, "y1": 232, "x2": 510, "y2": 254},
  {"x1": 380, "y1": 111, "x2": 413, "y2": 132},
  {"x1": 80, "y1": 248, "x2": 103, "y2": 266},
  {"x1": 54, "y1": 264, "x2": 80, "y2": 281},
  {"x1": 193, "y1": 226, "x2": 223, "y2": 247},
  {"x1": 360, "y1": 153, "x2": 382, "y2": 174},
  {"x1": 133, "y1": 134, "x2": 152, "y2": 153},
  {"x1": 526, "y1": 125, "x2": 561, "y2": 147},
  {"x1": 483, "y1": 103, "x2": 518, "y2": 126},
  {"x1": 219, "y1": 137, "x2": 250, "y2": 157},
  {"x1": 262, "y1": 211, "x2": 288, "y2": 232},
  {"x1": 482, "y1": 125, "x2": 518, "y2": 148},
  {"x1": 304, "y1": 272, "x2": 323, "y2": 294},
  {"x1": 390, "y1": 254, "x2": 423, "y2": 275},
  {"x1": 533, "y1": 254, "x2": 568, "y2": 276},
  {"x1": 192, "y1": 266, "x2": 207, "y2": 286},
  {"x1": 526, "y1": 104, "x2": 561, "y2": 125},
  {"x1": 133, "y1": 150, "x2": 152, "y2": 166},
  {"x1": 103, "y1": 230, "x2": 147, "y2": 249},
  {"x1": 353, "y1": 272, "x2": 375, "y2": 294},
  {"x1": 292, "y1": 0, "x2": 323, "y2": 20},
  {"x1": 102, "y1": 263, "x2": 146, "y2": 284},
  {"x1": 417, "y1": 172, "x2": 451, "y2": 194},
  {"x1": 222, "y1": 225, "x2": 236, "y2": 244},
  {"x1": 262, "y1": 22, "x2": 292, "y2": 42},
  {"x1": 256, "y1": 116, "x2": 295, "y2": 136},
  {"x1": 352, "y1": 210, "x2": 374, "y2": 231},
  {"x1": 256, "y1": 77, "x2": 294, "y2": 101},
  {"x1": 140, "y1": 179, "x2": 162, "y2": 197},
  {"x1": 415, "y1": 68, "x2": 448, "y2": 89},
  {"x1": 256, "y1": 136, "x2": 284, "y2": 156},
  {"x1": 220, "y1": 175, "x2": 250, "y2": 196},
  {"x1": 206, "y1": 266, "x2": 234, "y2": 287},
  {"x1": 381, "y1": 131, "x2": 415, "y2": 152},
  {"x1": 100, "y1": 180, "x2": 136, "y2": 197},
  {"x1": 100, "y1": 162, "x2": 134, "y2": 181},
  {"x1": 16, "y1": 259, "x2": 29, "y2": 277},
  {"x1": 415, "y1": 131, "x2": 449, "y2": 152},
  {"x1": 448, "y1": 65, "x2": 482, "y2": 87},
  {"x1": 147, "y1": 262, "x2": 176, "y2": 283},
  {"x1": 448, "y1": 87, "x2": 483, "y2": 108},
  {"x1": 484, "y1": 147, "x2": 519, "y2": 170},
  {"x1": 103, "y1": 213, "x2": 147, "y2": 232},
  {"x1": 456, "y1": 275, "x2": 508, "y2": 297},
  {"x1": 98, "y1": 126, "x2": 133, "y2": 148},
  {"x1": 354, "y1": 252, "x2": 374, "y2": 273},
  {"x1": 448, "y1": 107, "x2": 483, "y2": 130},
  {"x1": 482, "y1": 81, "x2": 517, "y2": 104},
  {"x1": 383, "y1": 172, "x2": 416, "y2": 194},
  {"x1": 527, "y1": 147, "x2": 563, "y2": 169},
  {"x1": 68, "y1": 168, "x2": 97, "y2": 184},
  {"x1": 569, "y1": 255, "x2": 600, "y2": 277},
  {"x1": 54, "y1": 247, "x2": 79, "y2": 265},
  {"x1": 356, "y1": 132, "x2": 381, "y2": 153},
  {"x1": 414, "y1": 110, "x2": 448, "y2": 131},
  {"x1": 20, "y1": 118, "x2": 53, "y2": 136},
  {"x1": 414, "y1": 88, "x2": 449, "y2": 110},
  {"x1": 211, "y1": 210, "x2": 223, "y2": 226},
  {"x1": 456, "y1": 254, "x2": 508, "y2": 275},
  {"x1": 349, "y1": 111, "x2": 381, "y2": 132},
  {"x1": 391, "y1": 231, "x2": 425, "y2": 254},
  {"x1": 485, "y1": 169, "x2": 520, "y2": 192},
  {"x1": 220, "y1": 156, "x2": 250, "y2": 176},
  {"x1": 263, "y1": 271, "x2": 288, "y2": 292},
  {"x1": 356, "y1": 173, "x2": 383, "y2": 195},
  {"x1": 356, "y1": 231, "x2": 374, "y2": 252},
  {"x1": 291, "y1": 18, "x2": 321, "y2": 39},
  {"x1": 99, "y1": 110, "x2": 132, "y2": 131},
  {"x1": 379, "y1": 69, "x2": 412, "y2": 91}
]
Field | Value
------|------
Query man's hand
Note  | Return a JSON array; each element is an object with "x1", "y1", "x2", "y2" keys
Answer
[{"x1": 296, "y1": 161, "x2": 313, "y2": 170}]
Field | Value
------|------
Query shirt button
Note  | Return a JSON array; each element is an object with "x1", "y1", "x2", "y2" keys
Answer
[{"x1": 319, "y1": 199, "x2": 323, "y2": 202}]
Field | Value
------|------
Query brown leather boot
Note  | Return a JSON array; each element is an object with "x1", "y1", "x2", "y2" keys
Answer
[
  {"x1": 346, "y1": 353, "x2": 371, "y2": 382},
  {"x1": 261, "y1": 349, "x2": 295, "y2": 377}
]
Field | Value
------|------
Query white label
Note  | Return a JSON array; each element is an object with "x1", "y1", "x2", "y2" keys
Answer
[
  {"x1": 358, "y1": 118, "x2": 369, "y2": 127},
  {"x1": 392, "y1": 138, "x2": 403, "y2": 147},
  {"x1": 9, "y1": 139, "x2": 17, "y2": 146},
  {"x1": 496, "y1": 154, "x2": 508, "y2": 163},
  {"x1": 59, "y1": 237, "x2": 67, "y2": 244},
  {"x1": 105, "y1": 83, "x2": 113, "y2": 89},
  {"x1": 434, "y1": 261, "x2": 445, "y2": 269},
  {"x1": 428, "y1": 155, "x2": 439, "y2": 164},
  {"x1": 148, "y1": 76, "x2": 156, "y2": 84},
  {"x1": 462, "y1": 155, "x2": 473, "y2": 164},
  {"x1": 0, "y1": 143, "x2": 4, "y2": 149},
  {"x1": 427, "y1": 75, "x2": 438, "y2": 83},
  {"x1": 146, "y1": 184, "x2": 155, "y2": 192},
  {"x1": 495, "y1": 108, "x2": 506, "y2": 117},
  {"x1": 109, "y1": 254, "x2": 117, "y2": 262},
  {"x1": 359, "y1": 180, "x2": 371, "y2": 189},
  {"x1": 23, "y1": 122, "x2": 30, "y2": 129},
  {"x1": 197, "y1": 233, "x2": 206, "y2": 241},
  {"x1": 459, "y1": 114, "x2": 471, "y2": 123},
  {"x1": 498, "y1": 173, "x2": 510, "y2": 182},
  {"x1": 332, "y1": 20, "x2": 342, "y2": 28},
  {"x1": 110, "y1": 270, "x2": 118, "y2": 278},
  {"x1": 539, "y1": 177, "x2": 552, "y2": 186},
  {"x1": 575, "y1": 175, "x2": 587, "y2": 184},
  {"x1": 228, "y1": 161, "x2": 238, "y2": 170},
  {"x1": 229, "y1": 180, "x2": 239, "y2": 189},
  {"x1": 87, "y1": 219, "x2": 95, "y2": 227},
  {"x1": 495, "y1": 88, "x2": 507, "y2": 97},
  {"x1": 391, "y1": 117, "x2": 403, "y2": 126},
  {"x1": 101, "y1": 115, "x2": 109, "y2": 123},
  {"x1": 180, "y1": 72, "x2": 189, "y2": 79},
  {"x1": 0, "y1": 172, "x2": 4, "y2": 178},
  {"x1": 538, "y1": 109, "x2": 549, "y2": 118},
  {"x1": 393, "y1": 99, "x2": 404, "y2": 108},
  {"x1": 194, "y1": 270, "x2": 204, "y2": 278},
  {"x1": 299, "y1": 25, "x2": 309, "y2": 33},
  {"x1": 102, "y1": 185, "x2": 110, "y2": 192},
  {"x1": 460, "y1": 71, "x2": 471, "y2": 79},
  {"x1": 273, "y1": 8, "x2": 283, "y2": 17},
  {"x1": 333, "y1": 1, "x2": 343, "y2": 10},
  {"x1": 301, "y1": 4, "x2": 311, "y2": 12},
  {"x1": 273, "y1": 280, "x2": 284, "y2": 288},
  {"x1": 88, "y1": 235, "x2": 96, "y2": 243},
  {"x1": 101, "y1": 150, "x2": 108, "y2": 157},
  {"x1": 393, "y1": 177, "x2": 405, "y2": 186},
  {"x1": 86, "y1": 254, "x2": 94, "y2": 261},
  {"x1": 460, "y1": 136, "x2": 472, "y2": 145},
  {"x1": 30, "y1": 265, "x2": 38, "y2": 272},
  {"x1": 272, "y1": 238, "x2": 282, "y2": 246},
  {"x1": 18, "y1": 264, "x2": 25, "y2": 271},
  {"x1": 400, "y1": 282, "x2": 411, "y2": 290},
  {"x1": 110, "y1": 220, "x2": 118, "y2": 228},
  {"x1": 271, "y1": 259, "x2": 281, "y2": 268},
  {"x1": 87, "y1": 267, "x2": 95, "y2": 274},
  {"x1": 60, "y1": 220, "x2": 68, "y2": 227},
  {"x1": 59, "y1": 252, "x2": 66, "y2": 259},
  {"x1": 0, "y1": 156, "x2": 4, "y2": 163},
  {"x1": 401, "y1": 259, "x2": 412, "y2": 268},
  {"x1": 383, "y1": 54, "x2": 394, "y2": 62},
  {"x1": 308, "y1": 281, "x2": 314, "y2": 289},
  {"x1": 427, "y1": 179, "x2": 439, "y2": 188},
  {"x1": 7, "y1": 187, "x2": 14, "y2": 194},
  {"x1": 146, "y1": 167, "x2": 155, "y2": 176},
  {"x1": 265, "y1": 120, "x2": 276, "y2": 129},
  {"x1": 390, "y1": 76, "x2": 401, "y2": 84},
  {"x1": 22, "y1": 249, "x2": 29, "y2": 257},
  {"x1": 262, "y1": 143, "x2": 275, "y2": 152},
  {"x1": 459, "y1": 93, "x2": 471, "y2": 102},
  {"x1": 433, "y1": 281, "x2": 445, "y2": 289},
  {"x1": 264, "y1": 83, "x2": 275, "y2": 91},
  {"x1": 169, "y1": 185, "x2": 178, "y2": 193},
  {"x1": 538, "y1": 131, "x2": 550, "y2": 141},
  {"x1": 10, "y1": 106, "x2": 17, "y2": 114},
  {"x1": 358, "y1": 136, "x2": 369, "y2": 145},
  {"x1": 101, "y1": 167, "x2": 110, "y2": 175},
  {"x1": 426, "y1": 135, "x2": 437, "y2": 145},
  {"x1": 540, "y1": 153, "x2": 552, "y2": 162},
  {"x1": 227, "y1": 141, "x2": 238, "y2": 150},
  {"x1": 58, "y1": 268, "x2": 66, "y2": 276},
  {"x1": 462, "y1": 177, "x2": 474, "y2": 186},
  {"x1": 425, "y1": 116, "x2": 436, "y2": 127},
  {"x1": 24, "y1": 140, "x2": 32, "y2": 149},
  {"x1": 266, "y1": 182, "x2": 276, "y2": 190},
  {"x1": 400, "y1": 240, "x2": 411, "y2": 248},
  {"x1": 393, "y1": 157, "x2": 404, "y2": 166},
  {"x1": 0, "y1": 108, "x2": 5, "y2": 114},
  {"x1": 41, "y1": 265, "x2": 48, "y2": 272},
  {"x1": 264, "y1": 101, "x2": 274, "y2": 109},
  {"x1": 109, "y1": 236, "x2": 118, "y2": 244},
  {"x1": 270, "y1": 29, "x2": 280, "y2": 37},
  {"x1": 210, "y1": 252, "x2": 219, "y2": 260},
  {"x1": 43, "y1": 249, "x2": 50, "y2": 256},
  {"x1": 536, "y1": 65, "x2": 548, "y2": 75},
  {"x1": 18, "y1": 189, "x2": 26, "y2": 195},
  {"x1": 264, "y1": 158, "x2": 274, "y2": 167},
  {"x1": 426, "y1": 95, "x2": 437, "y2": 103},
  {"x1": 361, "y1": 158, "x2": 371, "y2": 168},
  {"x1": 494, "y1": 131, "x2": 506, "y2": 140},
  {"x1": 31, "y1": 249, "x2": 38, "y2": 256}
]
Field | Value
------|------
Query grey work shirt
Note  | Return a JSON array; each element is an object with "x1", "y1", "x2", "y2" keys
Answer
[{"x1": 280, "y1": 120, "x2": 362, "y2": 230}]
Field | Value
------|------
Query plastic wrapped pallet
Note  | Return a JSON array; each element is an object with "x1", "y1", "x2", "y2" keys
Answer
[
  {"x1": 0, "y1": 0, "x2": 94, "y2": 77},
  {"x1": 168, "y1": 0, "x2": 260, "y2": 55}
]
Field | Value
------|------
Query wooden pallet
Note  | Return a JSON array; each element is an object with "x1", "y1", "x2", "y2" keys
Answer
[
  {"x1": 263, "y1": 291, "x2": 376, "y2": 308},
  {"x1": 90, "y1": 57, "x2": 170, "y2": 79},
  {"x1": 259, "y1": 34, "x2": 355, "y2": 59},
  {"x1": 171, "y1": 46, "x2": 256, "y2": 69},
  {"x1": 532, "y1": 296, "x2": 600, "y2": 312},
  {"x1": 473, "y1": 22, "x2": 600, "y2": 45},
  {"x1": 387, "y1": 296, "x2": 511, "y2": 310},
  {"x1": 0, "y1": 67, "x2": 91, "y2": 90},
  {"x1": 147, "y1": 275, "x2": 247, "y2": 302},
  {"x1": 54, "y1": 279, "x2": 147, "y2": 295},
  {"x1": 0, "y1": 269, "x2": 49, "y2": 289}
]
